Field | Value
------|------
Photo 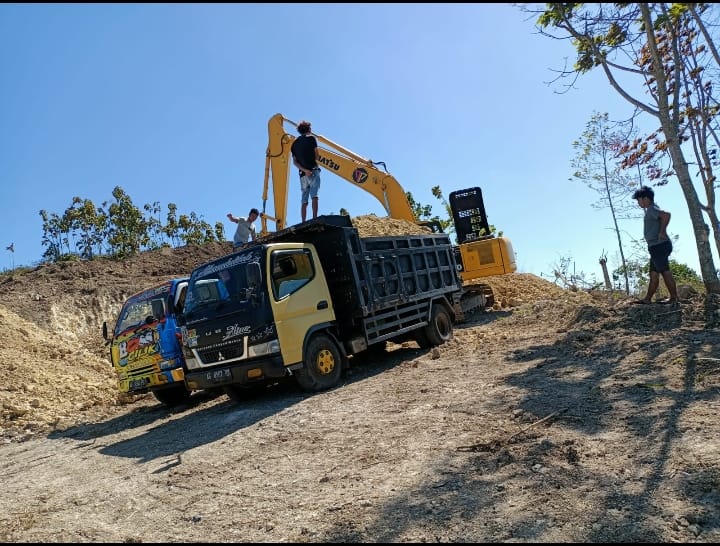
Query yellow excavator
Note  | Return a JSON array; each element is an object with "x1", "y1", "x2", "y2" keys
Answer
[{"x1": 258, "y1": 113, "x2": 516, "y2": 319}]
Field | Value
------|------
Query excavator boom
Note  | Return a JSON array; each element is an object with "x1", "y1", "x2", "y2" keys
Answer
[{"x1": 261, "y1": 113, "x2": 415, "y2": 234}]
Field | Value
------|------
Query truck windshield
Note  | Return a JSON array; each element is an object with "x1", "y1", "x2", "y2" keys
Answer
[
  {"x1": 184, "y1": 257, "x2": 259, "y2": 317},
  {"x1": 115, "y1": 285, "x2": 170, "y2": 334}
]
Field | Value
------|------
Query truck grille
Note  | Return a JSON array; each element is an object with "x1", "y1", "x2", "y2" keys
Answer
[
  {"x1": 198, "y1": 344, "x2": 244, "y2": 364},
  {"x1": 125, "y1": 363, "x2": 157, "y2": 379}
]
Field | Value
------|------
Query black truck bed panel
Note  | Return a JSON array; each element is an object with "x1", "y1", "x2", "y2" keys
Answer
[{"x1": 260, "y1": 215, "x2": 460, "y2": 319}]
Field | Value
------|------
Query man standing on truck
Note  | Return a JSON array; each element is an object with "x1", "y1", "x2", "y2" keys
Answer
[
  {"x1": 227, "y1": 208, "x2": 259, "y2": 248},
  {"x1": 291, "y1": 120, "x2": 321, "y2": 222}
]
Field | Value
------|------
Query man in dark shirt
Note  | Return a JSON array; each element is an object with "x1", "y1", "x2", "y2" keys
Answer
[{"x1": 291, "y1": 120, "x2": 321, "y2": 222}]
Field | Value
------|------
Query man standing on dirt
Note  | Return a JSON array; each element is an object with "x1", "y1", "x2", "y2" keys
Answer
[{"x1": 631, "y1": 186, "x2": 679, "y2": 305}]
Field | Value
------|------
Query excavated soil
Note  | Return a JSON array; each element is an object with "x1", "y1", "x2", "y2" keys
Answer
[{"x1": 0, "y1": 214, "x2": 719, "y2": 543}]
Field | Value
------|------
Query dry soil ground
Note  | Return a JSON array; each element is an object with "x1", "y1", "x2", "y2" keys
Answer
[{"x1": 1, "y1": 216, "x2": 719, "y2": 543}]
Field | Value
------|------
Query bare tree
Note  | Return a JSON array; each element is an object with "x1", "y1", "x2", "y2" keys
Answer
[{"x1": 571, "y1": 112, "x2": 640, "y2": 294}]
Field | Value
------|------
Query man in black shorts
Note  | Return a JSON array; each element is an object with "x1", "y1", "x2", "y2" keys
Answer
[{"x1": 632, "y1": 186, "x2": 679, "y2": 305}]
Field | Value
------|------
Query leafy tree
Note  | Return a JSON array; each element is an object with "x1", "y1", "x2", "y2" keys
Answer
[
  {"x1": 163, "y1": 203, "x2": 181, "y2": 248},
  {"x1": 214, "y1": 221, "x2": 225, "y2": 242},
  {"x1": 38, "y1": 187, "x2": 226, "y2": 263},
  {"x1": 39, "y1": 209, "x2": 66, "y2": 262},
  {"x1": 429, "y1": 186, "x2": 455, "y2": 236},
  {"x1": 533, "y1": 3, "x2": 720, "y2": 294},
  {"x1": 106, "y1": 186, "x2": 149, "y2": 258},
  {"x1": 63, "y1": 197, "x2": 106, "y2": 259},
  {"x1": 406, "y1": 191, "x2": 433, "y2": 220},
  {"x1": 144, "y1": 201, "x2": 165, "y2": 250},
  {"x1": 177, "y1": 212, "x2": 217, "y2": 246}
]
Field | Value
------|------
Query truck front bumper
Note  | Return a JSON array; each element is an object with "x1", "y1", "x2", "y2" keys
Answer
[{"x1": 184, "y1": 356, "x2": 287, "y2": 390}]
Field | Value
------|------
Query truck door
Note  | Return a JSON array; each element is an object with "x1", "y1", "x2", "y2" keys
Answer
[{"x1": 268, "y1": 247, "x2": 335, "y2": 366}]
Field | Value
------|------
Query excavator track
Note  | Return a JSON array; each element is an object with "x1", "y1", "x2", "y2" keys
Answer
[{"x1": 453, "y1": 283, "x2": 494, "y2": 323}]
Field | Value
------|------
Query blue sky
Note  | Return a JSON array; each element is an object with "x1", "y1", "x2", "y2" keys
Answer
[{"x1": 0, "y1": 3, "x2": 707, "y2": 284}]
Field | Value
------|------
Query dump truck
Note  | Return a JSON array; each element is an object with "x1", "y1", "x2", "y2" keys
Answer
[
  {"x1": 179, "y1": 215, "x2": 461, "y2": 398},
  {"x1": 102, "y1": 277, "x2": 192, "y2": 406}
]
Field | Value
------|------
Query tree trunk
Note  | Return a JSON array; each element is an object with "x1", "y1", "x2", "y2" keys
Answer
[
  {"x1": 666, "y1": 144, "x2": 720, "y2": 293},
  {"x1": 599, "y1": 257, "x2": 612, "y2": 290}
]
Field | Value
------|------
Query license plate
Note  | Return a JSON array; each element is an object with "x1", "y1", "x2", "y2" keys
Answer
[
  {"x1": 207, "y1": 368, "x2": 231, "y2": 384},
  {"x1": 129, "y1": 377, "x2": 150, "y2": 390}
]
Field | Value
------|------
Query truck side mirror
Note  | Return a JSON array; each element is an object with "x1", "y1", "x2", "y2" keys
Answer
[{"x1": 102, "y1": 321, "x2": 112, "y2": 347}]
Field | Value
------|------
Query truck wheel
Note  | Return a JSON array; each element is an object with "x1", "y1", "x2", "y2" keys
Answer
[
  {"x1": 152, "y1": 385, "x2": 191, "y2": 406},
  {"x1": 223, "y1": 385, "x2": 249, "y2": 403},
  {"x1": 414, "y1": 329, "x2": 431, "y2": 349},
  {"x1": 424, "y1": 304, "x2": 453, "y2": 346},
  {"x1": 295, "y1": 334, "x2": 343, "y2": 392}
]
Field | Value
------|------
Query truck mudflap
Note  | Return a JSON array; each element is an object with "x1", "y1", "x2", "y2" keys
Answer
[{"x1": 184, "y1": 355, "x2": 286, "y2": 390}]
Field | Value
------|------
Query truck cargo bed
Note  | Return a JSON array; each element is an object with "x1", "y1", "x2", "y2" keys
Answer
[{"x1": 260, "y1": 215, "x2": 462, "y2": 341}]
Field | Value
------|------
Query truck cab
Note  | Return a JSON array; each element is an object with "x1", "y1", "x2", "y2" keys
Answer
[{"x1": 103, "y1": 277, "x2": 192, "y2": 406}]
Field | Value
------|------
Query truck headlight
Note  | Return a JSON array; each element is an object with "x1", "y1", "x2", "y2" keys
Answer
[
  {"x1": 248, "y1": 339, "x2": 280, "y2": 357},
  {"x1": 184, "y1": 355, "x2": 200, "y2": 370},
  {"x1": 159, "y1": 359, "x2": 175, "y2": 370}
]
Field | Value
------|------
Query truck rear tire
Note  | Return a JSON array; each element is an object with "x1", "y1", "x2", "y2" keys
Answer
[
  {"x1": 424, "y1": 304, "x2": 453, "y2": 346},
  {"x1": 295, "y1": 334, "x2": 343, "y2": 392},
  {"x1": 152, "y1": 385, "x2": 191, "y2": 406},
  {"x1": 414, "y1": 329, "x2": 431, "y2": 349}
]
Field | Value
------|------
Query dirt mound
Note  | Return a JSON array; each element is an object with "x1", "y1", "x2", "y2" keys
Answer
[
  {"x1": 0, "y1": 240, "x2": 234, "y2": 441},
  {"x1": 351, "y1": 214, "x2": 432, "y2": 237}
]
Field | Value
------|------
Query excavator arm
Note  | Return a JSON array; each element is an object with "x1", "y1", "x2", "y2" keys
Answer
[{"x1": 260, "y1": 113, "x2": 415, "y2": 235}]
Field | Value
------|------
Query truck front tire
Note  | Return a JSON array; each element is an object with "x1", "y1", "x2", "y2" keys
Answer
[
  {"x1": 295, "y1": 334, "x2": 343, "y2": 392},
  {"x1": 424, "y1": 304, "x2": 453, "y2": 346},
  {"x1": 152, "y1": 385, "x2": 191, "y2": 406},
  {"x1": 223, "y1": 385, "x2": 250, "y2": 403}
]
